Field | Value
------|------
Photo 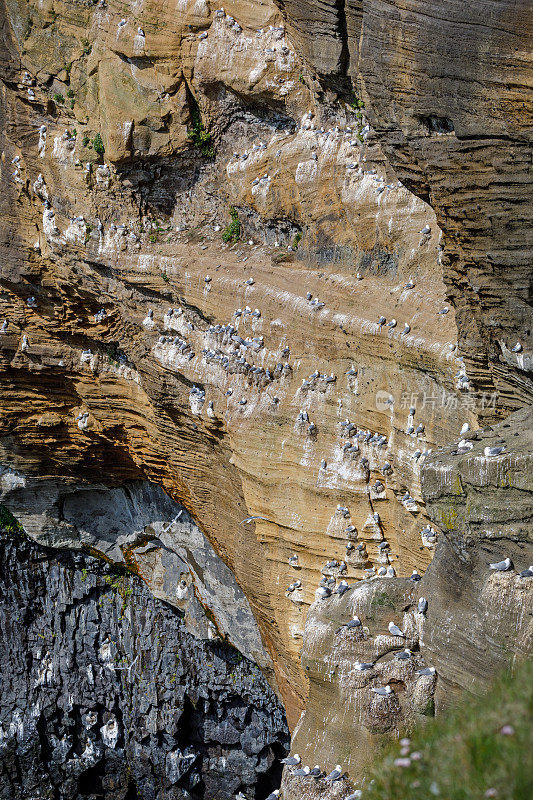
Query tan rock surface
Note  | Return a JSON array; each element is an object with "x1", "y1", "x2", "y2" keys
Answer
[{"x1": 0, "y1": 0, "x2": 531, "y2": 786}]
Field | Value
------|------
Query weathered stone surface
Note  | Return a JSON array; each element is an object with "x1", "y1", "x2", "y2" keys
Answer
[
  {"x1": 0, "y1": 0, "x2": 472, "y2": 727},
  {"x1": 420, "y1": 404, "x2": 533, "y2": 707},
  {"x1": 0, "y1": 0, "x2": 532, "y2": 794},
  {"x1": 0, "y1": 529, "x2": 289, "y2": 799},
  {"x1": 0, "y1": 476, "x2": 272, "y2": 671},
  {"x1": 276, "y1": 0, "x2": 533, "y2": 414},
  {"x1": 280, "y1": 406, "x2": 532, "y2": 793}
]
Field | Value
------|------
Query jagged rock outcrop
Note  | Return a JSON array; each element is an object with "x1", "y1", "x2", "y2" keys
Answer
[{"x1": 0, "y1": 528, "x2": 289, "y2": 799}]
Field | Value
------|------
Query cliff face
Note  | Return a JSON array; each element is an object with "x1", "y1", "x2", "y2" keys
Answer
[
  {"x1": 283, "y1": 405, "x2": 532, "y2": 792},
  {"x1": 277, "y1": 0, "x2": 533, "y2": 414},
  {"x1": 0, "y1": 0, "x2": 531, "y2": 795},
  {"x1": 0, "y1": 529, "x2": 289, "y2": 799}
]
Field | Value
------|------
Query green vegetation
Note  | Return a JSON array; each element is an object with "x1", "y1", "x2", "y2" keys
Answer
[
  {"x1": 222, "y1": 206, "x2": 241, "y2": 244},
  {"x1": 187, "y1": 100, "x2": 214, "y2": 157},
  {"x1": 292, "y1": 231, "x2": 302, "y2": 250},
  {"x1": 105, "y1": 572, "x2": 133, "y2": 617},
  {"x1": 82, "y1": 134, "x2": 90, "y2": 147},
  {"x1": 67, "y1": 89, "x2": 75, "y2": 99},
  {"x1": 81, "y1": 38, "x2": 92, "y2": 56},
  {"x1": 92, "y1": 133, "x2": 104, "y2": 155},
  {"x1": 53, "y1": 93, "x2": 64, "y2": 105},
  {"x1": 349, "y1": 94, "x2": 365, "y2": 111},
  {"x1": 363, "y1": 660, "x2": 532, "y2": 800},
  {"x1": 0, "y1": 505, "x2": 24, "y2": 536}
]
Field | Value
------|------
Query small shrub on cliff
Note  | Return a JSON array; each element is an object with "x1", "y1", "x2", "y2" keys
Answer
[
  {"x1": 222, "y1": 207, "x2": 241, "y2": 244},
  {"x1": 53, "y1": 93, "x2": 64, "y2": 105},
  {"x1": 187, "y1": 102, "x2": 214, "y2": 158},
  {"x1": 92, "y1": 133, "x2": 104, "y2": 155}
]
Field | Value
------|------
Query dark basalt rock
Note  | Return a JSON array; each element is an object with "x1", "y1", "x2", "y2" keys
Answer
[{"x1": 0, "y1": 531, "x2": 289, "y2": 800}]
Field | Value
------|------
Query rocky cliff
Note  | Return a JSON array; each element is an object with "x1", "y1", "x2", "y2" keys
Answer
[
  {"x1": 0, "y1": 526, "x2": 289, "y2": 799},
  {"x1": 0, "y1": 0, "x2": 531, "y2": 796}
]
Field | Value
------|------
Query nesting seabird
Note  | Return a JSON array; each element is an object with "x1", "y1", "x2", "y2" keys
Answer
[
  {"x1": 489, "y1": 557, "x2": 512, "y2": 571},
  {"x1": 281, "y1": 754, "x2": 301, "y2": 766},
  {"x1": 395, "y1": 649, "x2": 412, "y2": 660},
  {"x1": 410, "y1": 570, "x2": 422, "y2": 582},
  {"x1": 519, "y1": 566, "x2": 533, "y2": 578},
  {"x1": 354, "y1": 661, "x2": 374, "y2": 671},
  {"x1": 293, "y1": 766, "x2": 311, "y2": 777},
  {"x1": 511, "y1": 342, "x2": 522, "y2": 353},
  {"x1": 265, "y1": 792, "x2": 280, "y2": 800},
  {"x1": 325, "y1": 764, "x2": 344, "y2": 781},
  {"x1": 334, "y1": 580, "x2": 350, "y2": 596},
  {"x1": 388, "y1": 621, "x2": 405, "y2": 637},
  {"x1": 336, "y1": 617, "x2": 361, "y2": 633},
  {"x1": 484, "y1": 445, "x2": 505, "y2": 457},
  {"x1": 308, "y1": 765, "x2": 322, "y2": 778},
  {"x1": 371, "y1": 686, "x2": 393, "y2": 696},
  {"x1": 416, "y1": 666, "x2": 436, "y2": 677},
  {"x1": 418, "y1": 597, "x2": 428, "y2": 614}
]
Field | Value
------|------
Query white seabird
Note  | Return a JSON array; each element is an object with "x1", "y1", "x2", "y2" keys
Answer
[
  {"x1": 416, "y1": 666, "x2": 436, "y2": 676},
  {"x1": 281, "y1": 754, "x2": 300, "y2": 766},
  {"x1": 489, "y1": 557, "x2": 512, "y2": 571},
  {"x1": 418, "y1": 597, "x2": 428, "y2": 614},
  {"x1": 293, "y1": 766, "x2": 311, "y2": 777},
  {"x1": 484, "y1": 445, "x2": 505, "y2": 457},
  {"x1": 519, "y1": 566, "x2": 533, "y2": 578},
  {"x1": 388, "y1": 621, "x2": 405, "y2": 637},
  {"x1": 371, "y1": 686, "x2": 393, "y2": 696},
  {"x1": 325, "y1": 764, "x2": 344, "y2": 781}
]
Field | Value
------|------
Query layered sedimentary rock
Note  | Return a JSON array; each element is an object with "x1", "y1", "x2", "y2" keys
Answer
[
  {"x1": 276, "y1": 0, "x2": 533, "y2": 415},
  {"x1": 0, "y1": 528, "x2": 289, "y2": 799},
  {"x1": 281, "y1": 406, "x2": 532, "y2": 793},
  {"x1": 0, "y1": 0, "x2": 532, "y2": 794},
  {"x1": 0, "y1": 0, "x2": 472, "y2": 726}
]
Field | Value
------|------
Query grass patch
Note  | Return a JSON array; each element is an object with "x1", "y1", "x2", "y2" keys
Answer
[
  {"x1": 53, "y1": 93, "x2": 64, "y2": 105},
  {"x1": 362, "y1": 660, "x2": 533, "y2": 800},
  {"x1": 222, "y1": 206, "x2": 241, "y2": 244}
]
